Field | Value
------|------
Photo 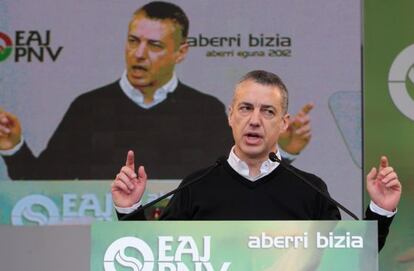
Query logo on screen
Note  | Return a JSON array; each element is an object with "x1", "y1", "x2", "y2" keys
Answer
[
  {"x1": 11, "y1": 195, "x2": 60, "y2": 225},
  {"x1": 103, "y1": 236, "x2": 232, "y2": 270},
  {"x1": 388, "y1": 44, "x2": 414, "y2": 121},
  {"x1": 0, "y1": 30, "x2": 63, "y2": 62},
  {"x1": 0, "y1": 32, "x2": 13, "y2": 62},
  {"x1": 10, "y1": 193, "x2": 113, "y2": 225}
]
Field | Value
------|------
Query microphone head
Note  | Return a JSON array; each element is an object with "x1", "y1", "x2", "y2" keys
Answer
[{"x1": 269, "y1": 152, "x2": 281, "y2": 162}]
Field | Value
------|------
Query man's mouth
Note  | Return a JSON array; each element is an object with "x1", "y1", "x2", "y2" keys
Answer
[
  {"x1": 131, "y1": 65, "x2": 148, "y2": 72},
  {"x1": 244, "y1": 132, "x2": 263, "y2": 144}
]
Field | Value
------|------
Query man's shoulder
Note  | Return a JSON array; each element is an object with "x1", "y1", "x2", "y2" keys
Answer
[
  {"x1": 74, "y1": 80, "x2": 122, "y2": 102},
  {"x1": 180, "y1": 160, "x2": 226, "y2": 187},
  {"x1": 175, "y1": 82, "x2": 225, "y2": 107},
  {"x1": 280, "y1": 164, "x2": 328, "y2": 189}
]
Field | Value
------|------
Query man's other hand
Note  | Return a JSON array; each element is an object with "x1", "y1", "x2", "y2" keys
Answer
[
  {"x1": 0, "y1": 108, "x2": 22, "y2": 150},
  {"x1": 279, "y1": 103, "x2": 314, "y2": 154}
]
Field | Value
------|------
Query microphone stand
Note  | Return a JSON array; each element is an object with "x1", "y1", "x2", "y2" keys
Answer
[
  {"x1": 269, "y1": 152, "x2": 359, "y2": 220},
  {"x1": 120, "y1": 158, "x2": 222, "y2": 220}
]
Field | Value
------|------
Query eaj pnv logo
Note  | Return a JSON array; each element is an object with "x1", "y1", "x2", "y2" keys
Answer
[
  {"x1": 0, "y1": 30, "x2": 63, "y2": 62},
  {"x1": 10, "y1": 193, "x2": 113, "y2": 225},
  {"x1": 104, "y1": 237, "x2": 155, "y2": 271},
  {"x1": 0, "y1": 32, "x2": 13, "y2": 61},
  {"x1": 103, "y1": 236, "x2": 232, "y2": 271},
  {"x1": 388, "y1": 44, "x2": 414, "y2": 121},
  {"x1": 11, "y1": 195, "x2": 60, "y2": 225}
]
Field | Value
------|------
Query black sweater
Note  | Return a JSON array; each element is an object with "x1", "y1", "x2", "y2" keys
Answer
[
  {"x1": 5, "y1": 80, "x2": 233, "y2": 179},
  {"x1": 161, "y1": 161, "x2": 341, "y2": 220}
]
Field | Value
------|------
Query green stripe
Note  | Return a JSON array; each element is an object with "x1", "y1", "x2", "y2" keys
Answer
[{"x1": 0, "y1": 47, "x2": 12, "y2": 61}]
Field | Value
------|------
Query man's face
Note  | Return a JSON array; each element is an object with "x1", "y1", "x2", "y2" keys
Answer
[
  {"x1": 228, "y1": 80, "x2": 289, "y2": 162},
  {"x1": 125, "y1": 12, "x2": 188, "y2": 91}
]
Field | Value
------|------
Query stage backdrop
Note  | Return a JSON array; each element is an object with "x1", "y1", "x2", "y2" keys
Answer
[
  {"x1": 1, "y1": 0, "x2": 363, "y2": 217},
  {"x1": 364, "y1": 0, "x2": 414, "y2": 269}
]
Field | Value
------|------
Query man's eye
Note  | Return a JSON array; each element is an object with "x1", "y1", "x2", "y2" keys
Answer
[
  {"x1": 128, "y1": 39, "x2": 139, "y2": 46},
  {"x1": 149, "y1": 42, "x2": 163, "y2": 49},
  {"x1": 262, "y1": 109, "x2": 275, "y2": 118},
  {"x1": 239, "y1": 106, "x2": 252, "y2": 112}
]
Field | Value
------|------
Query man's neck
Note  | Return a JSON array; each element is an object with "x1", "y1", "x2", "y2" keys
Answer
[
  {"x1": 227, "y1": 147, "x2": 281, "y2": 181},
  {"x1": 138, "y1": 86, "x2": 157, "y2": 104},
  {"x1": 128, "y1": 74, "x2": 174, "y2": 104},
  {"x1": 233, "y1": 150, "x2": 268, "y2": 178},
  {"x1": 244, "y1": 157, "x2": 267, "y2": 177},
  {"x1": 121, "y1": 71, "x2": 177, "y2": 107}
]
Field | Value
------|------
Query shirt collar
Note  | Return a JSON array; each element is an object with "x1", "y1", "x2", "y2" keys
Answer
[
  {"x1": 119, "y1": 70, "x2": 178, "y2": 109},
  {"x1": 227, "y1": 146, "x2": 281, "y2": 181}
]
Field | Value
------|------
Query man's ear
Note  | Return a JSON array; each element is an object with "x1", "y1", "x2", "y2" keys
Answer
[
  {"x1": 175, "y1": 42, "x2": 189, "y2": 64},
  {"x1": 281, "y1": 113, "x2": 290, "y2": 132},
  {"x1": 227, "y1": 106, "x2": 234, "y2": 127}
]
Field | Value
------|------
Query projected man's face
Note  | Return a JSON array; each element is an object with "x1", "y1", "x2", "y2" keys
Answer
[{"x1": 125, "y1": 12, "x2": 188, "y2": 92}]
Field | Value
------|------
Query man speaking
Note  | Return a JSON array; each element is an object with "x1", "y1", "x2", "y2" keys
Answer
[
  {"x1": 0, "y1": 1, "x2": 311, "y2": 180},
  {"x1": 112, "y1": 70, "x2": 402, "y2": 250}
]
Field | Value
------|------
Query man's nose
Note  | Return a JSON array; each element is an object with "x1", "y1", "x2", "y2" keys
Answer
[
  {"x1": 249, "y1": 108, "x2": 261, "y2": 127},
  {"x1": 134, "y1": 43, "x2": 148, "y2": 59}
]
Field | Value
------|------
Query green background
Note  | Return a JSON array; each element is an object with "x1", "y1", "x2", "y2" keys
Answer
[{"x1": 364, "y1": 0, "x2": 414, "y2": 270}]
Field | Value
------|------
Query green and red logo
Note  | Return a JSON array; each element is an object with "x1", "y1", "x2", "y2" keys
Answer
[
  {"x1": 0, "y1": 32, "x2": 13, "y2": 62},
  {"x1": 0, "y1": 30, "x2": 63, "y2": 62}
]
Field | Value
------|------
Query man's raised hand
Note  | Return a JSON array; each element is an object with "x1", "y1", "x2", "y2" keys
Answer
[
  {"x1": 0, "y1": 109, "x2": 22, "y2": 150},
  {"x1": 111, "y1": 150, "x2": 148, "y2": 208},
  {"x1": 366, "y1": 156, "x2": 402, "y2": 212}
]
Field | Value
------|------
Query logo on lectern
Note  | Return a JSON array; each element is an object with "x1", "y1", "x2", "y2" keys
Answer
[
  {"x1": 104, "y1": 237, "x2": 154, "y2": 271},
  {"x1": 103, "y1": 236, "x2": 232, "y2": 270}
]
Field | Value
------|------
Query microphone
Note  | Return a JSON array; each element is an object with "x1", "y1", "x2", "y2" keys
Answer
[
  {"x1": 269, "y1": 152, "x2": 359, "y2": 220},
  {"x1": 120, "y1": 157, "x2": 225, "y2": 221}
]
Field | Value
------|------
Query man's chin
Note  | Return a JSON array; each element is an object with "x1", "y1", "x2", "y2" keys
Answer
[
  {"x1": 238, "y1": 145, "x2": 268, "y2": 159},
  {"x1": 130, "y1": 79, "x2": 154, "y2": 90},
  {"x1": 127, "y1": 73, "x2": 151, "y2": 86}
]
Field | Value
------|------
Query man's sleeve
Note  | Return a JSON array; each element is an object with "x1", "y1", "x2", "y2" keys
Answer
[
  {"x1": 116, "y1": 209, "x2": 146, "y2": 221},
  {"x1": 365, "y1": 207, "x2": 394, "y2": 251},
  {"x1": 3, "y1": 142, "x2": 38, "y2": 179},
  {"x1": 4, "y1": 95, "x2": 92, "y2": 180}
]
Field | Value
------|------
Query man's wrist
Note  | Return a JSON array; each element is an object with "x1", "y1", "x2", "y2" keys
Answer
[
  {"x1": 369, "y1": 201, "x2": 397, "y2": 218},
  {"x1": 0, "y1": 136, "x2": 24, "y2": 156},
  {"x1": 279, "y1": 147, "x2": 299, "y2": 162},
  {"x1": 114, "y1": 200, "x2": 142, "y2": 214}
]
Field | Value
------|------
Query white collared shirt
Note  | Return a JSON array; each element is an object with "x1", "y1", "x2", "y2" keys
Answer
[
  {"x1": 227, "y1": 147, "x2": 281, "y2": 181},
  {"x1": 119, "y1": 70, "x2": 178, "y2": 109}
]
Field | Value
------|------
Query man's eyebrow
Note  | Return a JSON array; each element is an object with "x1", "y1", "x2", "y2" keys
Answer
[
  {"x1": 148, "y1": 39, "x2": 164, "y2": 45},
  {"x1": 238, "y1": 102, "x2": 276, "y2": 109},
  {"x1": 238, "y1": 102, "x2": 253, "y2": 106},
  {"x1": 128, "y1": 34, "x2": 139, "y2": 40},
  {"x1": 127, "y1": 35, "x2": 164, "y2": 45},
  {"x1": 261, "y1": 104, "x2": 276, "y2": 110}
]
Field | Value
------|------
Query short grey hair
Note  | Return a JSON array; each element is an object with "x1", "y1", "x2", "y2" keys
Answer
[
  {"x1": 134, "y1": 1, "x2": 189, "y2": 40},
  {"x1": 236, "y1": 70, "x2": 289, "y2": 114}
]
